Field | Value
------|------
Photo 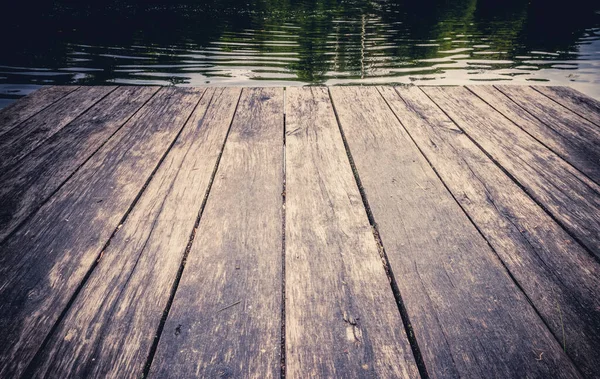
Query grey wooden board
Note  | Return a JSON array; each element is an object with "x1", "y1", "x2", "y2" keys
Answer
[
  {"x1": 471, "y1": 85, "x2": 600, "y2": 184},
  {"x1": 0, "y1": 86, "x2": 116, "y2": 174},
  {"x1": 0, "y1": 86, "x2": 159, "y2": 243},
  {"x1": 382, "y1": 86, "x2": 600, "y2": 377},
  {"x1": 284, "y1": 87, "x2": 419, "y2": 378},
  {"x1": 0, "y1": 87, "x2": 205, "y2": 378},
  {"x1": 0, "y1": 86, "x2": 79, "y2": 136},
  {"x1": 533, "y1": 86, "x2": 600, "y2": 126},
  {"x1": 423, "y1": 86, "x2": 600, "y2": 260},
  {"x1": 329, "y1": 86, "x2": 580, "y2": 379},
  {"x1": 149, "y1": 88, "x2": 284, "y2": 378},
  {"x1": 31, "y1": 88, "x2": 241, "y2": 379}
]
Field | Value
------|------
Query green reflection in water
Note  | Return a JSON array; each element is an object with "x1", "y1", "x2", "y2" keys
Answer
[{"x1": 0, "y1": 0, "x2": 599, "y2": 100}]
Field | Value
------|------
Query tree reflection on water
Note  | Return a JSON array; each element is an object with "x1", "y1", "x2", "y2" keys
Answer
[{"x1": 0, "y1": 0, "x2": 598, "y2": 99}]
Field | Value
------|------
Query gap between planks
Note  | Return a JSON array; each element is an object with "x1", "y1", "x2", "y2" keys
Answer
[
  {"x1": 280, "y1": 87, "x2": 287, "y2": 379},
  {"x1": 141, "y1": 88, "x2": 244, "y2": 378},
  {"x1": 328, "y1": 88, "x2": 430, "y2": 379}
]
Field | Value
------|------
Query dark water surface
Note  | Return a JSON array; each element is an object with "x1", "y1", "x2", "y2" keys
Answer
[{"x1": 1, "y1": 0, "x2": 599, "y2": 106}]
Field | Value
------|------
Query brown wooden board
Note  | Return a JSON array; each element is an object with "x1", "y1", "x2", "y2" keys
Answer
[
  {"x1": 284, "y1": 87, "x2": 419, "y2": 378},
  {"x1": 382, "y1": 85, "x2": 600, "y2": 377},
  {"x1": 329, "y1": 86, "x2": 580, "y2": 379},
  {"x1": 533, "y1": 86, "x2": 600, "y2": 126},
  {"x1": 30, "y1": 88, "x2": 241, "y2": 378},
  {"x1": 0, "y1": 86, "x2": 116, "y2": 174},
  {"x1": 0, "y1": 87, "x2": 205, "y2": 378},
  {"x1": 0, "y1": 86, "x2": 159, "y2": 243},
  {"x1": 0, "y1": 86, "x2": 79, "y2": 136},
  {"x1": 469, "y1": 85, "x2": 600, "y2": 184},
  {"x1": 149, "y1": 88, "x2": 284, "y2": 378},
  {"x1": 422, "y1": 86, "x2": 600, "y2": 260}
]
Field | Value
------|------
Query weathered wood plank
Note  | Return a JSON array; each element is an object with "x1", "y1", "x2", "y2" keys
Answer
[
  {"x1": 0, "y1": 86, "x2": 116, "y2": 174},
  {"x1": 533, "y1": 86, "x2": 600, "y2": 126},
  {"x1": 0, "y1": 87, "x2": 205, "y2": 378},
  {"x1": 469, "y1": 85, "x2": 600, "y2": 183},
  {"x1": 149, "y1": 88, "x2": 284, "y2": 378},
  {"x1": 382, "y1": 86, "x2": 600, "y2": 377},
  {"x1": 423, "y1": 86, "x2": 600, "y2": 259},
  {"x1": 329, "y1": 86, "x2": 580, "y2": 379},
  {"x1": 0, "y1": 86, "x2": 159, "y2": 243},
  {"x1": 30, "y1": 88, "x2": 240, "y2": 378},
  {"x1": 0, "y1": 86, "x2": 79, "y2": 136},
  {"x1": 284, "y1": 87, "x2": 419, "y2": 378}
]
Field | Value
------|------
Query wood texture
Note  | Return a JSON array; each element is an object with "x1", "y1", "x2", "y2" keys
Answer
[
  {"x1": 0, "y1": 86, "x2": 159, "y2": 243},
  {"x1": 423, "y1": 86, "x2": 600, "y2": 259},
  {"x1": 382, "y1": 85, "x2": 600, "y2": 377},
  {"x1": 285, "y1": 87, "x2": 419, "y2": 378},
  {"x1": 0, "y1": 85, "x2": 599, "y2": 378},
  {"x1": 0, "y1": 86, "x2": 79, "y2": 136},
  {"x1": 533, "y1": 86, "x2": 600, "y2": 126},
  {"x1": 31, "y1": 88, "x2": 241, "y2": 379},
  {"x1": 0, "y1": 86, "x2": 116, "y2": 174},
  {"x1": 469, "y1": 85, "x2": 600, "y2": 183},
  {"x1": 149, "y1": 88, "x2": 284, "y2": 378},
  {"x1": 329, "y1": 86, "x2": 579, "y2": 379},
  {"x1": 0, "y1": 87, "x2": 204, "y2": 378}
]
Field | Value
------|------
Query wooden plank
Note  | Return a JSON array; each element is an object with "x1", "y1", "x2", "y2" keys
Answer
[
  {"x1": 150, "y1": 88, "x2": 283, "y2": 378},
  {"x1": 469, "y1": 85, "x2": 600, "y2": 183},
  {"x1": 30, "y1": 88, "x2": 241, "y2": 378},
  {"x1": 284, "y1": 87, "x2": 419, "y2": 378},
  {"x1": 0, "y1": 87, "x2": 205, "y2": 378},
  {"x1": 533, "y1": 86, "x2": 600, "y2": 126},
  {"x1": 0, "y1": 86, "x2": 116, "y2": 174},
  {"x1": 0, "y1": 86, "x2": 159, "y2": 243},
  {"x1": 381, "y1": 86, "x2": 600, "y2": 377},
  {"x1": 423, "y1": 86, "x2": 600, "y2": 259},
  {"x1": 0, "y1": 86, "x2": 79, "y2": 136},
  {"x1": 329, "y1": 86, "x2": 580, "y2": 378},
  {"x1": 149, "y1": 88, "x2": 284, "y2": 378}
]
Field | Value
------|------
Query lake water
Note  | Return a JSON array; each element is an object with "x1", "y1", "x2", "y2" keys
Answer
[{"x1": 1, "y1": 0, "x2": 599, "y2": 107}]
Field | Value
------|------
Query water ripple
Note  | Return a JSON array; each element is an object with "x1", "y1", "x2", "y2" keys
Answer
[{"x1": 0, "y1": 0, "x2": 599, "y2": 103}]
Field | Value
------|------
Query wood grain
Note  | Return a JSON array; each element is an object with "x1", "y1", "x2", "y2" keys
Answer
[
  {"x1": 423, "y1": 86, "x2": 600, "y2": 259},
  {"x1": 0, "y1": 86, "x2": 159, "y2": 243},
  {"x1": 0, "y1": 87, "x2": 205, "y2": 379},
  {"x1": 0, "y1": 86, "x2": 116, "y2": 174},
  {"x1": 149, "y1": 88, "x2": 284, "y2": 379},
  {"x1": 382, "y1": 85, "x2": 600, "y2": 377},
  {"x1": 284, "y1": 87, "x2": 419, "y2": 378},
  {"x1": 0, "y1": 86, "x2": 79, "y2": 136},
  {"x1": 31, "y1": 88, "x2": 241, "y2": 379},
  {"x1": 0, "y1": 84, "x2": 598, "y2": 378},
  {"x1": 469, "y1": 85, "x2": 600, "y2": 184},
  {"x1": 532, "y1": 86, "x2": 600, "y2": 126},
  {"x1": 329, "y1": 86, "x2": 580, "y2": 379}
]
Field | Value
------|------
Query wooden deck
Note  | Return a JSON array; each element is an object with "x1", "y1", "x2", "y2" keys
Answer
[{"x1": 0, "y1": 85, "x2": 599, "y2": 378}]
